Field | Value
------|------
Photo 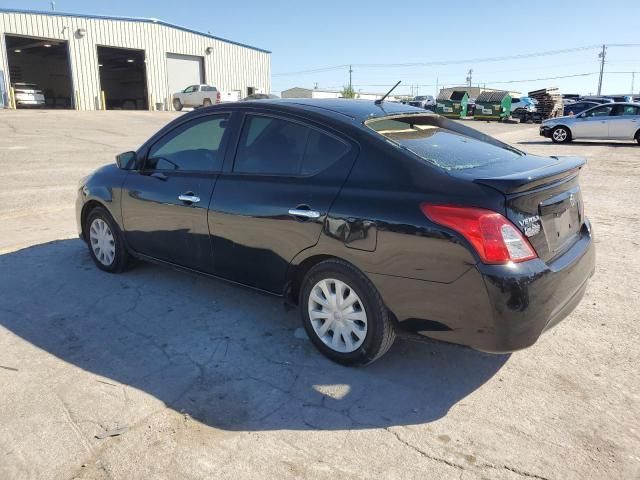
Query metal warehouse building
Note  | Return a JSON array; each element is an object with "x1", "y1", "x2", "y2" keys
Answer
[{"x1": 0, "y1": 8, "x2": 271, "y2": 110}]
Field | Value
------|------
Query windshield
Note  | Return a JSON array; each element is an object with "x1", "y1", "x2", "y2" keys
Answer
[{"x1": 366, "y1": 115, "x2": 524, "y2": 171}]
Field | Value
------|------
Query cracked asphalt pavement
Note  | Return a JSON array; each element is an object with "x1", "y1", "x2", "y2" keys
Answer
[{"x1": 0, "y1": 110, "x2": 638, "y2": 479}]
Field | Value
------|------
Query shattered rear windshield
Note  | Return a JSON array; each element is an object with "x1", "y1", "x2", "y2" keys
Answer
[{"x1": 365, "y1": 115, "x2": 524, "y2": 171}]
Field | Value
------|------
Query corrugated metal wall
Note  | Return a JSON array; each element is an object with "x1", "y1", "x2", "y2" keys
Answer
[{"x1": 0, "y1": 10, "x2": 271, "y2": 110}]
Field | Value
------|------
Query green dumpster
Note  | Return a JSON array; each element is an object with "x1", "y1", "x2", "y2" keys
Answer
[
  {"x1": 436, "y1": 90, "x2": 468, "y2": 118},
  {"x1": 474, "y1": 90, "x2": 512, "y2": 121}
]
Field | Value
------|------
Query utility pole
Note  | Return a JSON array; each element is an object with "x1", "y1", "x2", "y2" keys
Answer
[
  {"x1": 348, "y1": 65, "x2": 353, "y2": 92},
  {"x1": 466, "y1": 69, "x2": 473, "y2": 88},
  {"x1": 597, "y1": 44, "x2": 606, "y2": 96},
  {"x1": 435, "y1": 76, "x2": 439, "y2": 97},
  {"x1": 631, "y1": 72, "x2": 635, "y2": 95}
]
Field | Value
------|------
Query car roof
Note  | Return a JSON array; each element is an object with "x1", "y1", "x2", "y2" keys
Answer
[
  {"x1": 577, "y1": 102, "x2": 640, "y2": 114},
  {"x1": 233, "y1": 99, "x2": 425, "y2": 122},
  {"x1": 591, "y1": 102, "x2": 640, "y2": 107}
]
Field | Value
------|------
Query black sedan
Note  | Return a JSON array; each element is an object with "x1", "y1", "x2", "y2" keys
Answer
[{"x1": 76, "y1": 99, "x2": 595, "y2": 365}]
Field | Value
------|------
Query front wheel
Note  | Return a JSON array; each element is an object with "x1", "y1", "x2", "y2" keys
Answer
[
  {"x1": 85, "y1": 206, "x2": 130, "y2": 273},
  {"x1": 300, "y1": 259, "x2": 396, "y2": 366},
  {"x1": 551, "y1": 126, "x2": 571, "y2": 143},
  {"x1": 172, "y1": 99, "x2": 183, "y2": 111}
]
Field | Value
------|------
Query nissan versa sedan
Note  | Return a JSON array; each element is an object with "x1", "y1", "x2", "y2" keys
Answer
[
  {"x1": 77, "y1": 99, "x2": 596, "y2": 365},
  {"x1": 541, "y1": 102, "x2": 640, "y2": 144}
]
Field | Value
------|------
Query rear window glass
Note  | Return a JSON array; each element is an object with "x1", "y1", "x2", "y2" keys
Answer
[
  {"x1": 366, "y1": 115, "x2": 523, "y2": 171},
  {"x1": 234, "y1": 115, "x2": 349, "y2": 176}
]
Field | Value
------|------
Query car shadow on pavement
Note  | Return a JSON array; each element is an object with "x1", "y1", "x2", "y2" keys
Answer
[{"x1": 0, "y1": 239, "x2": 509, "y2": 431}]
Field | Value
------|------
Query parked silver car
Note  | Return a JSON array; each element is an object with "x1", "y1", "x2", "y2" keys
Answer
[
  {"x1": 408, "y1": 95, "x2": 436, "y2": 110},
  {"x1": 13, "y1": 82, "x2": 45, "y2": 107},
  {"x1": 540, "y1": 103, "x2": 640, "y2": 144}
]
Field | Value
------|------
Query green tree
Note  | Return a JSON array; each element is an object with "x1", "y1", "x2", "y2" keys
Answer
[{"x1": 341, "y1": 85, "x2": 357, "y2": 99}]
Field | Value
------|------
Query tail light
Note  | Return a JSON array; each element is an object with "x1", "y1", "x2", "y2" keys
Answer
[
  {"x1": 421, "y1": 204, "x2": 537, "y2": 264},
  {"x1": 216, "y1": 92, "x2": 221, "y2": 103}
]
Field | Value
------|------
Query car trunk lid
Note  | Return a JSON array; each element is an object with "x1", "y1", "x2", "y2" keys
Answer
[
  {"x1": 473, "y1": 156, "x2": 586, "y2": 262},
  {"x1": 363, "y1": 115, "x2": 587, "y2": 262}
]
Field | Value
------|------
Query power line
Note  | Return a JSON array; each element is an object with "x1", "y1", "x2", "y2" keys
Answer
[
  {"x1": 354, "y1": 45, "x2": 602, "y2": 68},
  {"x1": 310, "y1": 71, "x2": 640, "y2": 92},
  {"x1": 272, "y1": 44, "x2": 640, "y2": 77},
  {"x1": 273, "y1": 64, "x2": 348, "y2": 77}
]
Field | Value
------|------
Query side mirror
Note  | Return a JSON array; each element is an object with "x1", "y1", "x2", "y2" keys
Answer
[{"x1": 116, "y1": 151, "x2": 137, "y2": 170}]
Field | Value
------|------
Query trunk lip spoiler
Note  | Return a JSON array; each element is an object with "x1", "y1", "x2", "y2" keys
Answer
[{"x1": 473, "y1": 156, "x2": 585, "y2": 194}]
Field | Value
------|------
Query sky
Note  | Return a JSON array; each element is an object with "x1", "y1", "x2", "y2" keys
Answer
[{"x1": 3, "y1": 0, "x2": 639, "y2": 97}]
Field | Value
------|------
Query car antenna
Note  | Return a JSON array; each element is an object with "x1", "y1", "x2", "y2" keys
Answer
[{"x1": 375, "y1": 81, "x2": 401, "y2": 105}]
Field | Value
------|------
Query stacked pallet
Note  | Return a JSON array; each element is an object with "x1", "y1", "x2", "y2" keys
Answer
[{"x1": 528, "y1": 88, "x2": 564, "y2": 119}]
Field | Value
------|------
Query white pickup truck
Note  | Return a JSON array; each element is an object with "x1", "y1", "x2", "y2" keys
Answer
[{"x1": 172, "y1": 84, "x2": 221, "y2": 110}]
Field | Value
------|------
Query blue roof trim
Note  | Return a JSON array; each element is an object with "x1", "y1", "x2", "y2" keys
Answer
[{"x1": 0, "y1": 8, "x2": 271, "y2": 54}]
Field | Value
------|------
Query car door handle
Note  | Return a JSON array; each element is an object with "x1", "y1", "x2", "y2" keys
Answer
[
  {"x1": 288, "y1": 208, "x2": 320, "y2": 219},
  {"x1": 178, "y1": 193, "x2": 200, "y2": 203}
]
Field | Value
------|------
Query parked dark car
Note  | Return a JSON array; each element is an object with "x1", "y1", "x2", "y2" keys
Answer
[
  {"x1": 77, "y1": 99, "x2": 595, "y2": 365},
  {"x1": 563, "y1": 101, "x2": 599, "y2": 116},
  {"x1": 579, "y1": 96, "x2": 615, "y2": 105}
]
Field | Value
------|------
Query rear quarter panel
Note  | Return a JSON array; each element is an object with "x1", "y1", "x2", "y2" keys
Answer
[{"x1": 292, "y1": 132, "x2": 504, "y2": 284}]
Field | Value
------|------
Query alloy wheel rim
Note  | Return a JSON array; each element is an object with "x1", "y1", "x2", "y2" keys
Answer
[
  {"x1": 553, "y1": 129, "x2": 567, "y2": 141},
  {"x1": 308, "y1": 278, "x2": 368, "y2": 353},
  {"x1": 89, "y1": 218, "x2": 116, "y2": 266}
]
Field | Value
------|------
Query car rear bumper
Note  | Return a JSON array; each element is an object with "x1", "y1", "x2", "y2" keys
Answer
[
  {"x1": 370, "y1": 220, "x2": 595, "y2": 353},
  {"x1": 16, "y1": 99, "x2": 45, "y2": 106}
]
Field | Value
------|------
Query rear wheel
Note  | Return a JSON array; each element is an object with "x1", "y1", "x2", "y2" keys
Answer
[
  {"x1": 86, "y1": 207, "x2": 129, "y2": 273},
  {"x1": 635, "y1": 130, "x2": 640, "y2": 145},
  {"x1": 173, "y1": 99, "x2": 183, "y2": 111},
  {"x1": 300, "y1": 259, "x2": 395, "y2": 366},
  {"x1": 551, "y1": 126, "x2": 571, "y2": 143},
  {"x1": 203, "y1": 98, "x2": 212, "y2": 107}
]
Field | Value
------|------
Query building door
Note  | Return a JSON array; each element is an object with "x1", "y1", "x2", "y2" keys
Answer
[
  {"x1": 5, "y1": 34, "x2": 73, "y2": 109},
  {"x1": 166, "y1": 53, "x2": 204, "y2": 104}
]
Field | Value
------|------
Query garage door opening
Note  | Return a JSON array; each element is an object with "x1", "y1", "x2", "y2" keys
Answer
[
  {"x1": 5, "y1": 34, "x2": 73, "y2": 108},
  {"x1": 98, "y1": 46, "x2": 148, "y2": 110},
  {"x1": 166, "y1": 53, "x2": 204, "y2": 108}
]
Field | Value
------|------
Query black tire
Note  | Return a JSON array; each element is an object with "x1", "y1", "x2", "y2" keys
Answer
[
  {"x1": 635, "y1": 130, "x2": 640, "y2": 145},
  {"x1": 300, "y1": 259, "x2": 395, "y2": 366},
  {"x1": 173, "y1": 99, "x2": 183, "y2": 111},
  {"x1": 85, "y1": 206, "x2": 130, "y2": 273},
  {"x1": 551, "y1": 126, "x2": 571, "y2": 143},
  {"x1": 202, "y1": 98, "x2": 212, "y2": 107}
]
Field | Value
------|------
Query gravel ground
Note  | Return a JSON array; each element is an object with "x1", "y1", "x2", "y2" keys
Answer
[{"x1": 0, "y1": 110, "x2": 638, "y2": 480}]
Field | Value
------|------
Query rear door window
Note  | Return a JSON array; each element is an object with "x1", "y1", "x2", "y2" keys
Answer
[
  {"x1": 612, "y1": 105, "x2": 639, "y2": 116},
  {"x1": 233, "y1": 115, "x2": 349, "y2": 176}
]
